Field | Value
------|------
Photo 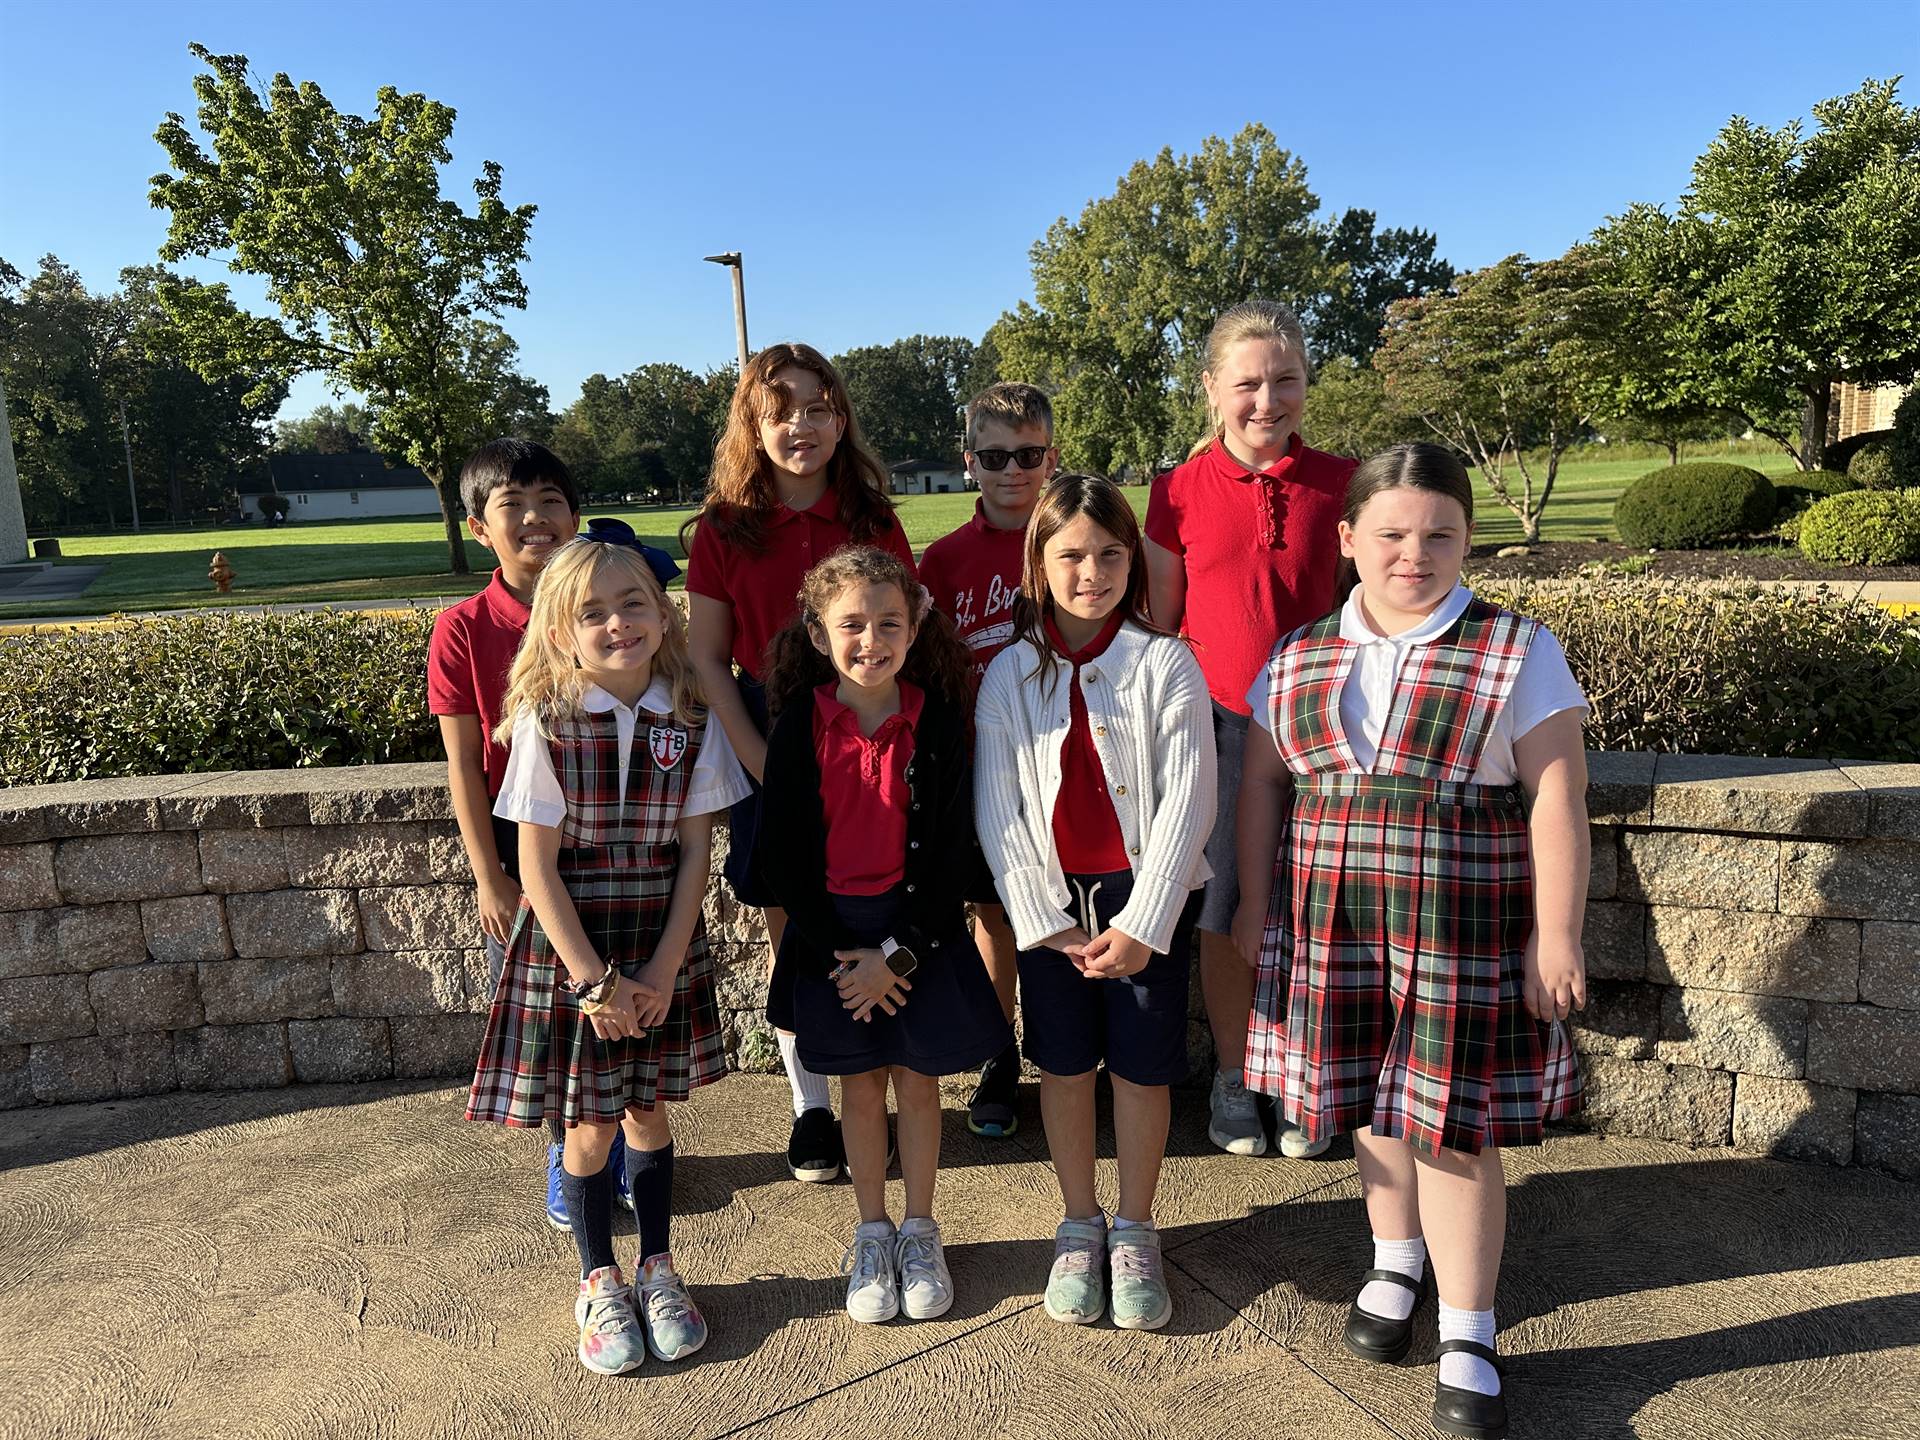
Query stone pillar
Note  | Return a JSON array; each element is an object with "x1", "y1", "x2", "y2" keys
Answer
[{"x1": 0, "y1": 375, "x2": 27, "y2": 563}]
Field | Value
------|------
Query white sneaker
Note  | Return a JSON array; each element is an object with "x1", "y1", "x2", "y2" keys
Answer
[
  {"x1": 1279, "y1": 1123, "x2": 1332, "y2": 1159},
  {"x1": 895, "y1": 1217, "x2": 954, "y2": 1320},
  {"x1": 840, "y1": 1219, "x2": 900, "y2": 1323},
  {"x1": 1208, "y1": 1069, "x2": 1268, "y2": 1156}
]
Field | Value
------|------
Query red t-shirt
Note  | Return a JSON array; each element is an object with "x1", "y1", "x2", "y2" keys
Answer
[
  {"x1": 918, "y1": 499, "x2": 1027, "y2": 686},
  {"x1": 426, "y1": 570, "x2": 530, "y2": 798},
  {"x1": 1144, "y1": 435, "x2": 1352, "y2": 714},
  {"x1": 814, "y1": 680, "x2": 923, "y2": 896},
  {"x1": 685, "y1": 494, "x2": 916, "y2": 680},
  {"x1": 1045, "y1": 610, "x2": 1130, "y2": 876}
]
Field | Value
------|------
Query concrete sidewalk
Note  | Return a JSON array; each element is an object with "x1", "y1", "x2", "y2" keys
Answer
[{"x1": 0, "y1": 1075, "x2": 1915, "y2": 1440}]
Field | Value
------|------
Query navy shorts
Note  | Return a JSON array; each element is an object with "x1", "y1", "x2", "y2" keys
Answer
[
  {"x1": 1194, "y1": 701, "x2": 1247, "y2": 935},
  {"x1": 1016, "y1": 869, "x2": 1196, "y2": 1087},
  {"x1": 722, "y1": 675, "x2": 779, "y2": 909}
]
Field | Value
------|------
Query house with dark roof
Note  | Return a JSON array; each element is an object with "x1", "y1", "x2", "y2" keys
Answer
[
  {"x1": 238, "y1": 452, "x2": 442, "y2": 522},
  {"x1": 888, "y1": 457, "x2": 968, "y2": 495}
]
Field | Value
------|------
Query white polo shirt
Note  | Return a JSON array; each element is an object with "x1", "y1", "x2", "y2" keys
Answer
[
  {"x1": 1246, "y1": 584, "x2": 1587, "y2": 786},
  {"x1": 494, "y1": 678, "x2": 751, "y2": 828}
]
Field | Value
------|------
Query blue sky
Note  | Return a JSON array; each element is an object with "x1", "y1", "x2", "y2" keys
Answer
[{"x1": 2, "y1": 0, "x2": 1913, "y2": 421}]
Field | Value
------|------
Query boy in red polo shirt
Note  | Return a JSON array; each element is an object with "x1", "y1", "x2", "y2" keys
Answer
[
  {"x1": 918, "y1": 382, "x2": 1058, "y2": 1138},
  {"x1": 1144, "y1": 302, "x2": 1354, "y2": 1162},
  {"x1": 428, "y1": 437, "x2": 611, "y2": 1227}
]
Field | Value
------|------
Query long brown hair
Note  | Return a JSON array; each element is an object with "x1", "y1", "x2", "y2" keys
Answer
[
  {"x1": 1187, "y1": 300, "x2": 1312, "y2": 460},
  {"x1": 680, "y1": 343, "x2": 897, "y2": 556},
  {"x1": 1331, "y1": 442, "x2": 1477, "y2": 609},
  {"x1": 763, "y1": 546, "x2": 973, "y2": 716},
  {"x1": 1006, "y1": 471, "x2": 1165, "y2": 692}
]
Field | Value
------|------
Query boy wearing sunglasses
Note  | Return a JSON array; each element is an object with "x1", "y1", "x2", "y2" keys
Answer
[{"x1": 917, "y1": 382, "x2": 1059, "y2": 1139}]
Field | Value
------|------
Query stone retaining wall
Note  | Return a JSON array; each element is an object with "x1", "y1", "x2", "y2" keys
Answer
[{"x1": 1, "y1": 755, "x2": 1916, "y2": 1177}]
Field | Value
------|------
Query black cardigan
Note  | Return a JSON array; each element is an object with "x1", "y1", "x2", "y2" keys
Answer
[{"x1": 755, "y1": 685, "x2": 976, "y2": 973}]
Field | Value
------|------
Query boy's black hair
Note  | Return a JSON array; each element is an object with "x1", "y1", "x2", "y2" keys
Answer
[{"x1": 460, "y1": 437, "x2": 582, "y2": 519}]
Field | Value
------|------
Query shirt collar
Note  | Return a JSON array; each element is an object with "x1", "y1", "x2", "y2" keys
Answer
[
  {"x1": 581, "y1": 677, "x2": 674, "y2": 713},
  {"x1": 770, "y1": 488, "x2": 835, "y2": 529},
  {"x1": 1339, "y1": 583, "x2": 1473, "y2": 647},
  {"x1": 482, "y1": 568, "x2": 531, "y2": 627},
  {"x1": 1043, "y1": 606, "x2": 1127, "y2": 664},
  {"x1": 1203, "y1": 431, "x2": 1302, "y2": 484},
  {"x1": 814, "y1": 679, "x2": 923, "y2": 734}
]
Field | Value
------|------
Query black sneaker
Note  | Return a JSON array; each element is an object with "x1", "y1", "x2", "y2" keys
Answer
[
  {"x1": 788, "y1": 1106, "x2": 844, "y2": 1183},
  {"x1": 967, "y1": 1044, "x2": 1020, "y2": 1138}
]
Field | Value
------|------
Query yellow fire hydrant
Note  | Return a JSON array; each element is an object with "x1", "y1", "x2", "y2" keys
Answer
[{"x1": 209, "y1": 552, "x2": 234, "y2": 594}]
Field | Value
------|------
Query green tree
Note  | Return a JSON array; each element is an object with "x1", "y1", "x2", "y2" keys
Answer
[
  {"x1": 1300, "y1": 355, "x2": 1429, "y2": 460},
  {"x1": 1590, "y1": 78, "x2": 1920, "y2": 471},
  {"x1": 994, "y1": 124, "x2": 1333, "y2": 476},
  {"x1": 550, "y1": 362, "x2": 719, "y2": 503},
  {"x1": 0, "y1": 256, "x2": 122, "y2": 527},
  {"x1": 276, "y1": 402, "x2": 373, "y2": 453},
  {"x1": 150, "y1": 44, "x2": 538, "y2": 571},
  {"x1": 1375, "y1": 254, "x2": 1606, "y2": 543},
  {"x1": 833, "y1": 335, "x2": 979, "y2": 463},
  {"x1": 1312, "y1": 210, "x2": 1454, "y2": 363}
]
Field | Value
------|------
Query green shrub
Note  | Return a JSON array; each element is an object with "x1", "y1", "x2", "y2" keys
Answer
[
  {"x1": 1613, "y1": 462, "x2": 1777, "y2": 548},
  {"x1": 1774, "y1": 469, "x2": 1857, "y2": 517},
  {"x1": 1797, "y1": 489, "x2": 1920, "y2": 566},
  {"x1": 1892, "y1": 390, "x2": 1920, "y2": 491},
  {"x1": 1480, "y1": 578, "x2": 1920, "y2": 760},
  {"x1": 0, "y1": 608, "x2": 443, "y2": 788},
  {"x1": 1848, "y1": 438, "x2": 1897, "y2": 490}
]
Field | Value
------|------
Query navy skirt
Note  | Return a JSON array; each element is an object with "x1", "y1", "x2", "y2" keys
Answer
[{"x1": 776, "y1": 887, "x2": 1011, "y2": 1078}]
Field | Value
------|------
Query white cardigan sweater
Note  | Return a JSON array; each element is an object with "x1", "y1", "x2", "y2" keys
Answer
[{"x1": 974, "y1": 619, "x2": 1217, "y2": 954}]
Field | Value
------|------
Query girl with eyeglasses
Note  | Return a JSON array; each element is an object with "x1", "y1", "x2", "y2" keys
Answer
[{"x1": 682, "y1": 343, "x2": 916, "y2": 1190}]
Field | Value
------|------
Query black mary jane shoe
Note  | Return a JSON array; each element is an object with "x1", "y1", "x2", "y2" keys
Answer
[
  {"x1": 1431, "y1": 1339, "x2": 1508, "y2": 1440},
  {"x1": 1341, "y1": 1268, "x2": 1426, "y2": 1364}
]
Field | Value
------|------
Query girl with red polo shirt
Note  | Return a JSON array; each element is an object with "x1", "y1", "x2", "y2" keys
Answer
[
  {"x1": 757, "y1": 547, "x2": 1010, "y2": 1326},
  {"x1": 1143, "y1": 300, "x2": 1355, "y2": 1162},
  {"x1": 975, "y1": 474, "x2": 1215, "y2": 1332},
  {"x1": 683, "y1": 343, "x2": 916, "y2": 1188}
]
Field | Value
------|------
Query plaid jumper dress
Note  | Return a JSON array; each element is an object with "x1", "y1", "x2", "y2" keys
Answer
[
  {"x1": 466, "y1": 705, "x2": 728, "y2": 1127},
  {"x1": 1243, "y1": 599, "x2": 1581, "y2": 1155}
]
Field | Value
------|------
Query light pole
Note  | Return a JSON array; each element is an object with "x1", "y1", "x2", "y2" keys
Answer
[{"x1": 703, "y1": 252, "x2": 750, "y2": 377}]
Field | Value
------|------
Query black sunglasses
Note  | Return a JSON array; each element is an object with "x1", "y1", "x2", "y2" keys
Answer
[{"x1": 971, "y1": 445, "x2": 1051, "y2": 472}]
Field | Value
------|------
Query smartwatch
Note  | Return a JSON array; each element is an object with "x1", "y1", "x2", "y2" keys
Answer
[{"x1": 880, "y1": 937, "x2": 919, "y2": 978}]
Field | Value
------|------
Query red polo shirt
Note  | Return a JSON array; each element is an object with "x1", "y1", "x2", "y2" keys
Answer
[
  {"x1": 426, "y1": 569, "x2": 530, "y2": 798},
  {"x1": 918, "y1": 499, "x2": 1028, "y2": 685},
  {"x1": 685, "y1": 495, "x2": 916, "y2": 680},
  {"x1": 814, "y1": 680, "x2": 923, "y2": 896},
  {"x1": 1144, "y1": 435, "x2": 1352, "y2": 714},
  {"x1": 1045, "y1": 610, "x2": 1130, "y2": 876}
]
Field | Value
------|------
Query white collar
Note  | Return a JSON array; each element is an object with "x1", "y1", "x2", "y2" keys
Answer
[
  {"x1": 1339, "y1": 583, "x2": 1473, "y2": 648},
  {"x1": 580, "y1": 677, "x2": 674, "y2": 714}
]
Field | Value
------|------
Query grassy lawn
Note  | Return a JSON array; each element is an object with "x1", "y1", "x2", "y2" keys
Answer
[{"x1": 1, "y1": 446, "x2": 1808, "y2": 619}]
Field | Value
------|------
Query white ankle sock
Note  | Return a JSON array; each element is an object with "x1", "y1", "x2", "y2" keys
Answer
[
  {"x1": 1437, "y1": 1303, "x2": 1500, "y2": 1396},
  {"x1": 1358, "y1": 1235, "x2": 1426, "y2": 1320},
  {"x1": 778, "y1": 1031, "x2": 830, "y2": 1117}
]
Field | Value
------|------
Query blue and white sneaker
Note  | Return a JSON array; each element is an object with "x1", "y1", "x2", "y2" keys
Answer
[
  {"x1": 574, "y1": 1264, "x2": 647, "y2": 1375},
  {"x1": 545, "y1": 1136, "x2": 636, "y2": 1232}
]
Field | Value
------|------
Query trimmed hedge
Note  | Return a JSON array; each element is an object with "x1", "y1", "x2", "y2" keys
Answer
[
  {"x1": 1893, "y1": 390, "x2": 1920, "y2": 491},
  {"x1": 1797, "y1": 489, "x2": 1920, "y2": 566},
  {"x1": 1774, "y1": 468, "x2": 1858, "y2": 517},
  {"x1": 1848, "y1": 439, "x2": 1896, "y2": 490},
  {"x1": 0, "y1": 609, "x2": 442, "y2": 789},
  {"x1": 1614, "y1": 462, "x2": 1777, "y2": 549},
  {"x1": 4, "y1": 585, "x2": 1919, "y2": 787}
]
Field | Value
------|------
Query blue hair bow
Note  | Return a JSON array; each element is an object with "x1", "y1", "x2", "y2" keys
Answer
[{"x1": 582, "y1": 516, "x2": 681, "y2": 586}]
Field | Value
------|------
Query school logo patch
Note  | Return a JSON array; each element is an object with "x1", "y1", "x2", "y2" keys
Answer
[{"x1": 649, "y1": 725, "x2": 689, "y2": 771}]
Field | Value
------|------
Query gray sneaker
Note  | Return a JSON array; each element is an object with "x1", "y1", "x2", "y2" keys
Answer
[
  {"x1": 896, "y1": 1217, "x2": 954, "y2": 1320},
  {"x1": 841, "y1": 1220, "x2": 900, "y2": 1323},
  {"x1": 1279, "y1": 1123, "x2": 1332, "y2": 1159},
  {"x1": 1043, "y1": 1217, "x2": 1108, "y2": 1325},
  {"x1": 1108, "y1": 1225, "x2": 1173, "y2": 1330},
  {"x1": 1208, "y1": 1069, "x2": 1268, "y2": 1156}
]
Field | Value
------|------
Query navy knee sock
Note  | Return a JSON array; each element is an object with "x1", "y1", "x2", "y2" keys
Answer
[
  {"x1": 559, "y1": 1164, "x2": 617, "y2": 1278},
  {"x1": 626, "y1": 1142, "x2": 675, "y2": 1264}
]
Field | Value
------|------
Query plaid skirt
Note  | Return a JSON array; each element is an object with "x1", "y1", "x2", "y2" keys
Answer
[
  {"x1": 466, "y1": 846, "x2": 726, "y2": 1127},
  {"x1": 1244, "y1": 773, "x2": 1581, "y2": 1156}
]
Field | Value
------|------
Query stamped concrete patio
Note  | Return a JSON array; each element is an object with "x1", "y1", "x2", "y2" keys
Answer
[{"x1": 1, "y1": 1074, "x2": 1915, "y2": 1440}]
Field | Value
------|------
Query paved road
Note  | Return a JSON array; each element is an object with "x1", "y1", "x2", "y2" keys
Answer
[{"x1": 1, "y1": 1074, "x2": 1913, "y2": 1439}]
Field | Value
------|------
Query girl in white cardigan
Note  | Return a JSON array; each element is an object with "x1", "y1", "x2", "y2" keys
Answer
[{"x1": 975, "y1": 472, "x2": 1216, "y2": 1332}]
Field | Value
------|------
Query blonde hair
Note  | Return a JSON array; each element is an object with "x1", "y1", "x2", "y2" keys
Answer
[
  {"x1": 494, "y1": 538, "x2": 705, "y2": 741},
  {"x1": 964, "y1": 381, "x2": 1054, "y2": 450},
  {"x1": 1188, "y1": 300, "x2": 1313, "y2": 459}
]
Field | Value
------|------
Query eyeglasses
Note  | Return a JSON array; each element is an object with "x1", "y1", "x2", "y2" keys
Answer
[
  {"x1": 768, "y1": 402, "x2": 838, "y2": 429},
  {"x1": 971, "y1": 445, "x2": 1051, "y2": 472}
]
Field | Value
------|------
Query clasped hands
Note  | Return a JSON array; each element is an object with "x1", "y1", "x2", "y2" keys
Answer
[
  {"x1": 577, "y1": 951, "x2": 682, "y2": 1041},
  {"x1": 834, "y1": 948, "x2": 911, "y2": 1023},
  {"x1": 1041, "y1": 925, "x2": 1151, "y2": 979}
]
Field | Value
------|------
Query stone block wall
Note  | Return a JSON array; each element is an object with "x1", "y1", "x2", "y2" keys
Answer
[{"x1": 2, "y1": 754, "x2": 1917, "y2": 1178}]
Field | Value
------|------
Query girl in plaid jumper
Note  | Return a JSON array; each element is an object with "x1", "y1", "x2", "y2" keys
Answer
[
  {"x1": 466, "y1": 537, "x2": 749, "y2": 1376},
  {"x1": 1234, "y1": 444, "x2": 1589, "y2": 1440}
]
